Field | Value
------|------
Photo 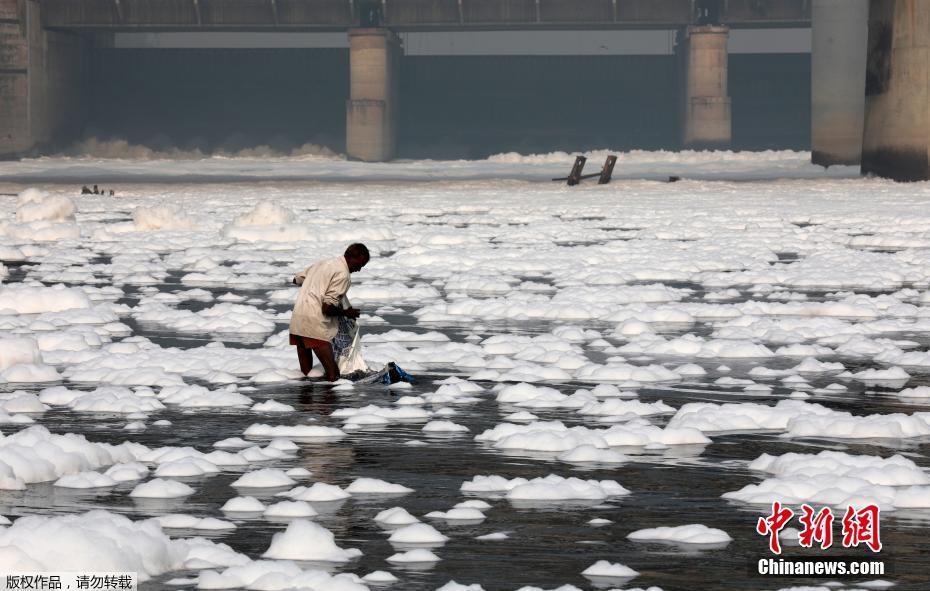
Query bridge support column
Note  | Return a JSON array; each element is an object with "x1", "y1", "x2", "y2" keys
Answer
[
  {"x1": 679, "y1": 25, "x2": 731, "y2": 150},
  {"x1": 346, "y1": 28, "x2": 401, "y2": 162},
  {"x1": 811, "y1": 0, "x2": 868, "y2": 166},
  {"x1": 0, "y1": 0, "x2": 88, "y2": 158},
  {"x1": 861, "y1": 0, "x2": 930, "y2": 181}
]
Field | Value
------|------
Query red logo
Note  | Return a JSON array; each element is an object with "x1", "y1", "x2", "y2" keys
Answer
[
  {"x1": 798, "y1": 504, "x2": 834, "y2": 549},
  {"x1": 756, "y1": 501, "x2": 794, "y2": 555},
  {"x1": 757, "y1": 502, "x2": 882, "y2": 554},
  {"x1": 841, "y1": 504, "x2": 882, "y2": 552}
]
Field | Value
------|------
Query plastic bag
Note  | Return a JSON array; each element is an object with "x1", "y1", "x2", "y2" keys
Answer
[{"x1": 334, "y1": 296, "x2": 369, "y2": 374}]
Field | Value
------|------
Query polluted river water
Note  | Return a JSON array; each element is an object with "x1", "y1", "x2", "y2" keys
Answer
[{"x1": 0, "y1": 151, "x2": 929, "y2": 591}]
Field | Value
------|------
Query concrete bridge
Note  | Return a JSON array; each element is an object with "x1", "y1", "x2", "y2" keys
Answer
[
  {"x1": 36, "y1": 0, "x2": 811, "y2": 31},
  {"x1": 1, "y1": 0, "x2": 927, "y2": 180}
]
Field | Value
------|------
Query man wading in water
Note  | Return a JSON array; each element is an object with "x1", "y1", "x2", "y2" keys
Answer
[{"x1": 290, "y1": 243, "x2": 370, "y2": 381}]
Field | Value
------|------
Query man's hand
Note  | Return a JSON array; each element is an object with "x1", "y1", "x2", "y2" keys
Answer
[{"x1": 322, "y1": 303, "x2": 361, "y2": 319}]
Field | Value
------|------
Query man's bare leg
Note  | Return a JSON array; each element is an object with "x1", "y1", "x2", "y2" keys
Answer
[
  {"x1": 312, "y1": 345, "x2": 340, "y2": 382},
  {"x1": 295, "y1": 343, "x2": 314, "y2": 376}
]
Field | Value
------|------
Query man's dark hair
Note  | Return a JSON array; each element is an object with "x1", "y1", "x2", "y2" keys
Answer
[{"x1": 345, "y1": 243, "x2": 370, "y2": 260}]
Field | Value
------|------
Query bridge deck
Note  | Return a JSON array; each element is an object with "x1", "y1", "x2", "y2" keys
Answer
[{"x1": 37, "y1": 0, "x2": 810, "y2": 31}]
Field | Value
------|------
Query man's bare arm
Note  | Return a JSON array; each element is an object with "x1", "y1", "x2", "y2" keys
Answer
[{"x1": 322, "y1": 303, "x2": 360, "y2": 319}]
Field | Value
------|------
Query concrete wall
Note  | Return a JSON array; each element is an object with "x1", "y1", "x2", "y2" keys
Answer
[
  {"x1": 0, "y1": 0, "x2": 31, "y2": 156},
  {"x1": 0, "y1": 0, "x2": 88, "y2": 158},
  {"x1": 810, "y1": 0, "x2": 867, "y2": 166},
  {"x1": 861, "y1": 0, "x2": 930, "y2": 181},
  {"x1": 679, "y1": 25, "x2": 731, "y2": 150},
  {"x1": 87, "y1": 48, "x2": 348, "y2": 151},
  {"x1": 346, "y1": 28, "x2": 400, "y2": 161},
  {"x1": 81, "y1": 48, "x2": 810, "y2": 158}
]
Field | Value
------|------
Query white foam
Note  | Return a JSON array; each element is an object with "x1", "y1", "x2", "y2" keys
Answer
[
  {"x1": 129, "y1": 479, "x2": 195, "y2": 498},
  {"x1": 345, "y1": 478, "x2": 414, "y2": 494},
  {"x1": 387, "y1": 523, "x2": 449, "y2": 545},
  {"x1": 244, "y1": 424, "x2": 346, "y2": 440},
  {"x1": 581, "y1": 560, "x2": 639, "y2": 578},
  {"x1": 54, "y1": 471, "x2": 117, "y2": 489},
  {"x1": 263, "y1": 500, "x2": 319, "y2": 518},
  {"x1": 385, "y1": 549, "x2": 440, "y2": 563},
  {"x1": 374, "y1": 507, "x2": 420, "y2": 526},
  {"x1": 425, "y1": 508, "x2": 486, "y2": 522},
  {"x1": 0, "y1": 510, "x2": 245, "y2": 580},
  {"x1": 231, "y1": 469, "x2": 296, "y2": 488},
  {"x1": 0, "y1": 425, "x2": 144, "y2": 490},
  {"x1": 279, "y1": 482, "x2": 351, "y2": 502},
  {"x1": 461, "y1": 474, "x2": 629, "y2": 501},
  {"x1": 422, "y1": 420, "x2": 469, "y2": 433},
  {"x1": 627, "y1": 524, "x2": 732, "y2": 544},
  {"x1": 262, "y1": 519, "x2": 361, "y2": 562},
  {"x1": 221, "y1": 496, "x2": 266, "y2": 512}
]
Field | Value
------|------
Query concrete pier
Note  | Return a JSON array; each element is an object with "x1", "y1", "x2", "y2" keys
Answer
[
  {"x1": 861, "y1": 0, "x2": 930, "y2": 181},
  {"x1": 679, "y1": 25, "x2": 731, "y2": 150},
  {"x1": 811, "y1": 0, "x2": 868, "y2": 166},
  {"x1": 0, "y1": 0, "x2": 88, "y2": 158},
  {"x1": 346, "y1": 28, "x2": 401, "y2": 162}
]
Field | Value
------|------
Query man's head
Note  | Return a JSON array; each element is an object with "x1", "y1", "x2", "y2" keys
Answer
[{"x1": 344, "y1": 243, "x2": 370, "y2": 273}]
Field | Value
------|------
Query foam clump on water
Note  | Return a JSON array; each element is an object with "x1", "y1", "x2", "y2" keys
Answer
[
  {"x1": 229, "y1": 200, "x2": 294, "y2": 227},
  {"x1": 784, "y1": 409, "x2": 930, "y2": 441},
  {"x1": 422, "y1": 420, "x2": 469, "y2": 433},
  {"x1": 221, "y1": 496, "x2": 266, "y2": 512},
  {"x1": 345, "y1": 478, "x2": 414, "y2": 494},
  {"x1": 154, "y1": 515, "x2": 235, "y2": 530},
  {"x1": 556, "y1": 445, "x2": 628, "y2": 464},
  {"x1": 197, "y1": 560, "x2": 369, "y2": 591},
  {"x1": 387, "y1": 523, "x2": 448, "y2": 544},
  {"x1": 436, "y1": 582, "x2": 485, "y2": 591},
  {"x1": 244, "y1": 423, "x2": 346, "y2": 439},
  {"x1": 231, "y1": 469, "x2": 296, "y2": 488},
  {"x1": 132, "y1": 205, "x2": 197, "y2": 231},
  {"x1": 262, "y1": 519, "x2": 361, "y2": 562},
  {"x1": 724, "y1": 450, "x2": 930, "y2": 510},
  {"x1": 668, "y1": 400, "x2": 836, "y2": 433},
  {"x1": 362, "y1": 571, "x2": 398, "y2": 583},
  {"x1": 53, "y1": 471, "x2": 117, "y2": 489},
  {"x1": 263, "y1": 500, "x2": 319, "y2": 518},
  {"x1": 129, "y1": 478, "x2": 195, "y2": 498},
  {"x1": 0, "y1": 510, "x2": 246, "y2": 581},
  {"x1": 279, "y1": 482, "x2": 351, "y2": 502},
  {"x1": 40, "y1": 385, "x2": 166, "y2": 414},
  {"x1": 627, "y1": 524, "x2": 732, "y2": 544},
  {"x1": 385, "y1": 549, "x2": 440, "y2": 563},
  {"x1": 4, "y1": 189, "x2": 80, "y2": 242},
  {"x1": 461, "y1": 474, "x2": 629, "y2": 501},
  {"x1": 15, "y1": 189, "x2": 75, "y2": 223},
  {"x1": 581, "y1": 560, "x2": 639, "y2": 578},
  {"x1": 374, "y1": 506, "x2": 419, "y2": 525},
  {"x1": 0, "y1": 285, "x2": 91, "y2": 314},
  {"x1": 0, "y1": 425, "x2": 145, "y2": 490},
  {"x1": 132, "y1": 302, "x2": 275, "y2": 336},
  {"x1": 476, "y1": 419, "x2": 709, "y2": 452},
  {"x1": 425, "y1": 507, "x2": 486, "y2": 522}
]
